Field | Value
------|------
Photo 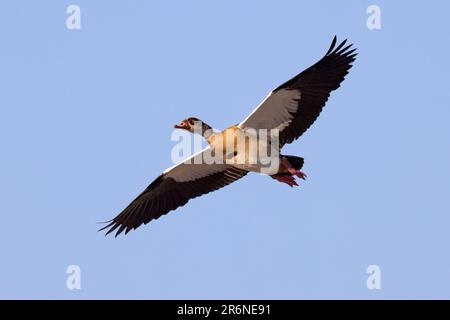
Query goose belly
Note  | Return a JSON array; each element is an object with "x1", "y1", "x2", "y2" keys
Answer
[{"x1": 210, "y1": 129, "x2": 280, "y2": 175}]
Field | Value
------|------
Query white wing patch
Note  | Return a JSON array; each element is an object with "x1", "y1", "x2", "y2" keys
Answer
[
  {"x1": 163, "y1": 147, "x2": 230, "y2": 182},
  {"x1": 239, "y1": 88, "x2": 301, "y2": 131}
]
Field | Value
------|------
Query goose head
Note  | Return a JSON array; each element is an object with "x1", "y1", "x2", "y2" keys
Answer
[
  {"x1": 174, "y1": 117, "x2": 199, "y2": 133},
  {"x1": 174, "y1": 117, "x2": 213, "y2": 138}
]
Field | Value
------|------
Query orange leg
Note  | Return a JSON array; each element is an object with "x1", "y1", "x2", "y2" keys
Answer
[
  {"x1": 271, "y1": 174, "x2": 298, "y2": 187},
  {"x1": 281, "y1": 157, "x2": 307, "y2": 180}
]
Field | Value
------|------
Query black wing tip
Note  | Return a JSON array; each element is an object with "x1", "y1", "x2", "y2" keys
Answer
[
  {"x1": 98, "y1": 220, "x2": 113, "y2": 232},
  {"x1": 326, "y1": 35, "x2": 338, "y2": 55},
  {"x1": 326, "y1": 36, "x2": 357, "y2": 59},
  {"x1": 99, "y1": 213, "x2": 155, "y2": 237},
  {"x1": 98, "y1": 219, "x2": 126, "y2": 237}
]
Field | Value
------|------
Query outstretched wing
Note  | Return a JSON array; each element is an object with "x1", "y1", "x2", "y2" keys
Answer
[
  {"x1": 100, "y1": 148, "x2": 247, "y2": 237},
  {"x1": 239, "y1": 36, "x2": 357, "y2": 146}
]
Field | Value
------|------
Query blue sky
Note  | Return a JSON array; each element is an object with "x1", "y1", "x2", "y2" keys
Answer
[{"x1": 1, "y1": 0, "x2": 449, "y2": 299}]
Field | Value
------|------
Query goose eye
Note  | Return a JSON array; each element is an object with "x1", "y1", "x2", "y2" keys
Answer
[{"x1": 189, "y1": 119, "x2": 194, "y2": 125}]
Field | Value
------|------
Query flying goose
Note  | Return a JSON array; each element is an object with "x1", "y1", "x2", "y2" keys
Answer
[{"x1": 101, "y1": 36, "x2": 357, "y2": 236}]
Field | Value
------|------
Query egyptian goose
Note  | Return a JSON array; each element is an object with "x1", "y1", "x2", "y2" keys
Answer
[{"x1": 101, "y1": 36, "x2": 357, "y2": 236}]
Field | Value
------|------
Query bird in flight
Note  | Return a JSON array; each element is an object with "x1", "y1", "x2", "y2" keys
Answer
[{"x1": 101, "y1": 36, "x2": 357, "y2": 237}]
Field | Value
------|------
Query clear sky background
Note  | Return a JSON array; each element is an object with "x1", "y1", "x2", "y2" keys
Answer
[{"x1": 1, "y1": 0, "x2": 449, "y2": 299}]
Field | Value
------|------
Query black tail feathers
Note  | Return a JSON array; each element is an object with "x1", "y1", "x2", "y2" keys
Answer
[{"x1": 283, "y1": 155, "x2": 304, "y2": 170}]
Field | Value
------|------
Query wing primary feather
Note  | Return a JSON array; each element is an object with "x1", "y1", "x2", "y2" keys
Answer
[
  {"x1": 332, "y1": 39, "x2": 348, "y2": 54},
  {"x1": 104, "y1": 221, "x2": 120, "y2": 236},
  {"x1": 326, "y1": 35, "x2": 338, "y2": 55},
  {"x1": 336, "y1": 43, "x2": 353, "y2": 55}
]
